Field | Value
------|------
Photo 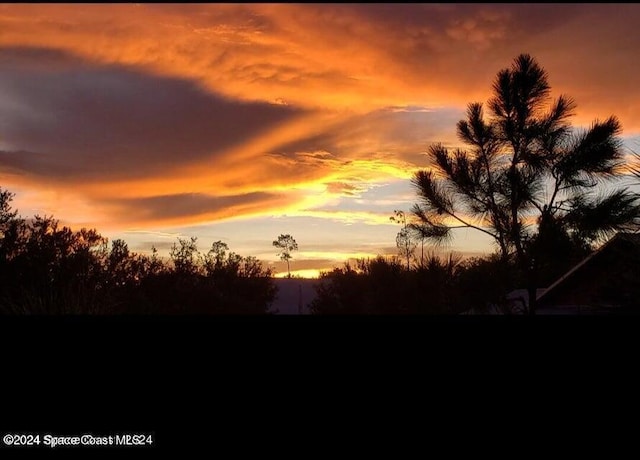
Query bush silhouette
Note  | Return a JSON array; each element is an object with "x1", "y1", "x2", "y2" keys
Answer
[{"x1": 0, "y1": 187, "x2": 276, "y2": 314}]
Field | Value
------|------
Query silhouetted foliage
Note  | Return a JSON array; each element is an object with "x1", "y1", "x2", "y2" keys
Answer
[
  {"x1": 455, "y1": 255, "x2": 520, "y2": 313},
  {"x1": 0, "y1": 188, "x2": 276, "y2": 314},
  {"x1": 310, "y1": 254, "x2": 466, "y2": 314},
  {"x1": 630, "y1": 151, "x2": 640, "y2": 182},
  {"x1": 0, "y1": 210, "x2": 110, "y2": 313},
  {"x1": 410, "y1": 54, "x2": 640, "y2": 313},
  {"x1": 390, "y1": 210, "x2": 416, "y2": 270},
  {"x1": 170, "y1": 236, "x2": 202, "y2": 277},
  {"x1": 0, "y1": 188, "x2": 17, "y2": 230}
]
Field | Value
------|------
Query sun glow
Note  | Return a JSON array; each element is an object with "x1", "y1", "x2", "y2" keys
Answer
[{"x1": 274, "y1": 269, "x2": 324, "y2": 279}]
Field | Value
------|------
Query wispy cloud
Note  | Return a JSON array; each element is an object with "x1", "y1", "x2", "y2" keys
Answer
[{"x1": 102, "y1": 191, "x2": 291, "y2": 227}]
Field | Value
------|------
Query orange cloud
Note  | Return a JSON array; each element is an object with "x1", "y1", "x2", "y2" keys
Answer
[
  {"x1": 0, "y1": 3, "x2": 636, "y2": 126},
  {"x1": 1, "y1": 3, "x2": 640, "y2": 241}
]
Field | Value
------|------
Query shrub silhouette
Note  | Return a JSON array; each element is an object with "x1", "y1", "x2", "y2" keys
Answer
[
  {"x1": 310, "y1": 254, "x2": 466, "y2": 314},
  {"x1": 0, "y1": 187, "x2": 275, "y2": 314}
]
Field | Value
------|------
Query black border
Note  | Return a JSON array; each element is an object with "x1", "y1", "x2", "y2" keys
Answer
[{"x1": 2, "y1": 314, "x2": 635, "y2": 452}]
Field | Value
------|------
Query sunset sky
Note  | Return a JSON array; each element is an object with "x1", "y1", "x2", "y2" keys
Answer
[{"x1": 1, "y1": 3, "x2": 639, "y2": 277}]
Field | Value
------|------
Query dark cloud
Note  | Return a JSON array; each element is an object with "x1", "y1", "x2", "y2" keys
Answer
[
  {"x1": 104, "y1": 191, "x2": 286, "y2": 223},
  {"x1": 0, "y1": 46, "x2": 304, "y2": 182},
  {"x1": 0, "y1": 46, "x2": 94, "y2": 72}
]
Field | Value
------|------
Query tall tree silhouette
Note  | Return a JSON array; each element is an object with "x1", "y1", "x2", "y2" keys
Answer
[
  {"x1": 411, "y1": 54, "x2": 640, "y2": 313},
  {"x1": 273, "y1": 234, "x2": 298, "y2": 278}
]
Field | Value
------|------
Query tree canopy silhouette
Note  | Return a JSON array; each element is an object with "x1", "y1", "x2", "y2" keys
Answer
[
  {"x1": 410, "y1": 53, "x2": 640, "y2": 312},
  {"x1": 310, "y1": 254, "x2": 466, "y2": 315},
  {"x1": 0, "y1": 187, "x2": 276, "y2": 314}
]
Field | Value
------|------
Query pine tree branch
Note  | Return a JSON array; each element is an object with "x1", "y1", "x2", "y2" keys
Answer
[{"x1": 442, "y1": 209, "x2": 499, "y2": 240}]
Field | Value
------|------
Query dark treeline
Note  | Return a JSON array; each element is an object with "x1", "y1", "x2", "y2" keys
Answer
[
  {"x1": 0, "y1": 180, "x2": 634, "y2": 315},
  {"x1": 1, "y1": 181, "x2": 528, "y2": 314},
  {"x1": 310, "y1": 253, "x2": 531, "y2": 314},
  {"x1": 0, "y1": 188, "x2": 275, "y2": 314}
]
